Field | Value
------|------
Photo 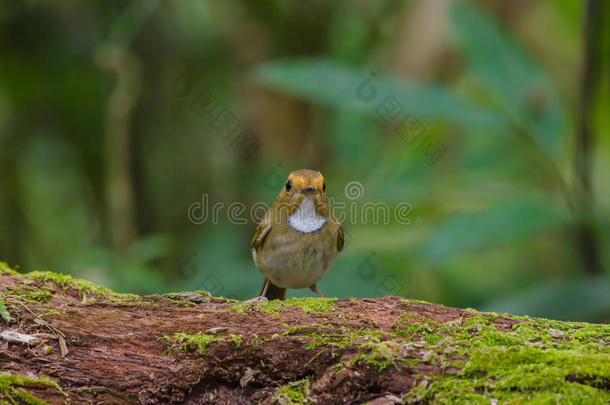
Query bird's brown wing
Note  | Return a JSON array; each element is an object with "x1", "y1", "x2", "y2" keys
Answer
[
  {"x1": 251, "y1": 211, "x2": 271, "y2": 253},
  {"x1": 251, "y1": 213, "x2": 286, "y2": 300},
  {"x1": 337, "y1": 224, "x2": 344, "y2": 252}
]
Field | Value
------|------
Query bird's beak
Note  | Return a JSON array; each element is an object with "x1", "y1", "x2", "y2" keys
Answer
[{"x1": 300, "y1": 185, "x2": 316, "y2": 194}]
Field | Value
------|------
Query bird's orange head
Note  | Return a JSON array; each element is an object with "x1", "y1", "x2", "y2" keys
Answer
[
  {"x1": 274, "y1": 169, "x2": 329, "y2": 217},
  {"x1": 285, "y1": 169, "x2": 325, "y2": 194}
]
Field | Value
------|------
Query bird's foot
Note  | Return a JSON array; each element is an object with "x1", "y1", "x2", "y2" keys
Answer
[
  {"x1": 309, "y1": 284, "x2": 325, "y2": 298},
  {"x1": 244, "y1": 296, "x2": 269, "y2": 303}
]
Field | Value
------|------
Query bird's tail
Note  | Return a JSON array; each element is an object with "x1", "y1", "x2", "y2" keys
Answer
[{"x1": 260, "y1": 278, "x2": 286, "y2": 300}]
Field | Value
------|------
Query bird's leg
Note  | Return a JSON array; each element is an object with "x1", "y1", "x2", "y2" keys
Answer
[
  {"x1": 309, "y1": 284, "x2": 325, "y2": 298},
  {"x1": 245, "y1": 279, "x2": 269, "y2": 303}
]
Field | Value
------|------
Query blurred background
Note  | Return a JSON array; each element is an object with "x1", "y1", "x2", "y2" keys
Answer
[{"x1": 1, "y1": 0, "x2": 609, "y2": 322}]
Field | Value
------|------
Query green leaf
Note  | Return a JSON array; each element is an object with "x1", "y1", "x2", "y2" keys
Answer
[
  {"x1": 481, "y1": 277, "x2": 610, "y2": 321},
  {"x1": 0, "y1": 296, "x2": 11, "y2": 323},
  {"x1": 254, "y1": 58, "x2": 506, "y2": 129},
  {"x1": 419, "y1": 199, "x2": 567, "y2": 265},
  {"x1": 451, "y1": 3, "x2": 566, "y2": 152}
]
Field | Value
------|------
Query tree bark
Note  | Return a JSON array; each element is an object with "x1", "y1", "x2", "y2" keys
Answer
[{"x1": 0, "y1": 266, "x2": 608, "y2": 404}]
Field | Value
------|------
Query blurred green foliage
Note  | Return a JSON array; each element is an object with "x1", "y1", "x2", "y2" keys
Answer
[{"x1": 0, "y1": 1, "x2": 608, "y2": 322}]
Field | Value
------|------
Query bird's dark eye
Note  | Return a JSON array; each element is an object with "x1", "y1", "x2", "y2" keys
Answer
[
  {"x1": 323, "y1": 182, "x2": 326, "y2": 192},
  {"x1": 285, "y1": 181, "x2": 291, "y2": 191}
]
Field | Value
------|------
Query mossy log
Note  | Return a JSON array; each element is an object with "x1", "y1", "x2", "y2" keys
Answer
[{"x1": 0, "y1": 263, "x2": 609, "y2": 404}]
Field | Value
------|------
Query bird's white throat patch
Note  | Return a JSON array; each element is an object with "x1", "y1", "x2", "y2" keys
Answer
[{"x1": 287, "y1": 197, "x2": 326, "y2": 233}]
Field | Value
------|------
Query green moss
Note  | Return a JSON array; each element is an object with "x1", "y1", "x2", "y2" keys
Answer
[
  {"x1": 350, "y1": 341, "x2": 403, "y2": 371},
  {"x1": 1, "y1": 266, "x2": 147, "y2": 306},
  {"x1": 281, "y1": 321, "x2": 414, "y2": 371},
  {"x1": 161, "y1": 331, "x2": 244, "y2": 356},
  {"x1": 229, "y1": 333, "x2": 242, "y2": 348},
  {"x1": 273, "y1": 379, "x2": 311, "y2": 405},
  {"x1": 286, "y1": 297, "x2": 337, "y2": 314},
  {"x1": 4, "y1": 286, "x2": 54, "y2": 306},
  {"x1": 228, "y1": 297, "x2": 337, "y2": 316},
  {"x1": 398, "y1": 313, "x2": 610, "y2": 404},
  {"x1": 25, "y1": 271, "x2": 134, "y2": 299},
  {"x1": 0, "y1": 374, "x2": 67, "y2": 405},
  {"x1": 23, "y1": 271, "x2": 146, "y2": 305},
  {"x1": 283, "y1": 322, "x2": 384, "y2": 348},
  {"x1": 0, "y1": 262, "x2": 20, "y2": 277},
  {"x1": 0, "y1": 285, "x2": 56, "y2": 328}
]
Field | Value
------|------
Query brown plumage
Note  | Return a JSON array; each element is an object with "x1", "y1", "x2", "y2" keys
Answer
[{"x1": 251, "y1": 169, "x2": 344, "y2": 300}]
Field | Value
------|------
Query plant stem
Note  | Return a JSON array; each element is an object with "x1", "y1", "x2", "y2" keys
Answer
[{"x1": 574, "y1": 0, "x2": 605, "y2": 275}]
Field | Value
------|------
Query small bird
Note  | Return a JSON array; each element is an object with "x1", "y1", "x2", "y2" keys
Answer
[{"x1": 250, "y1": 169, "x2": 344, "y2": 300}]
